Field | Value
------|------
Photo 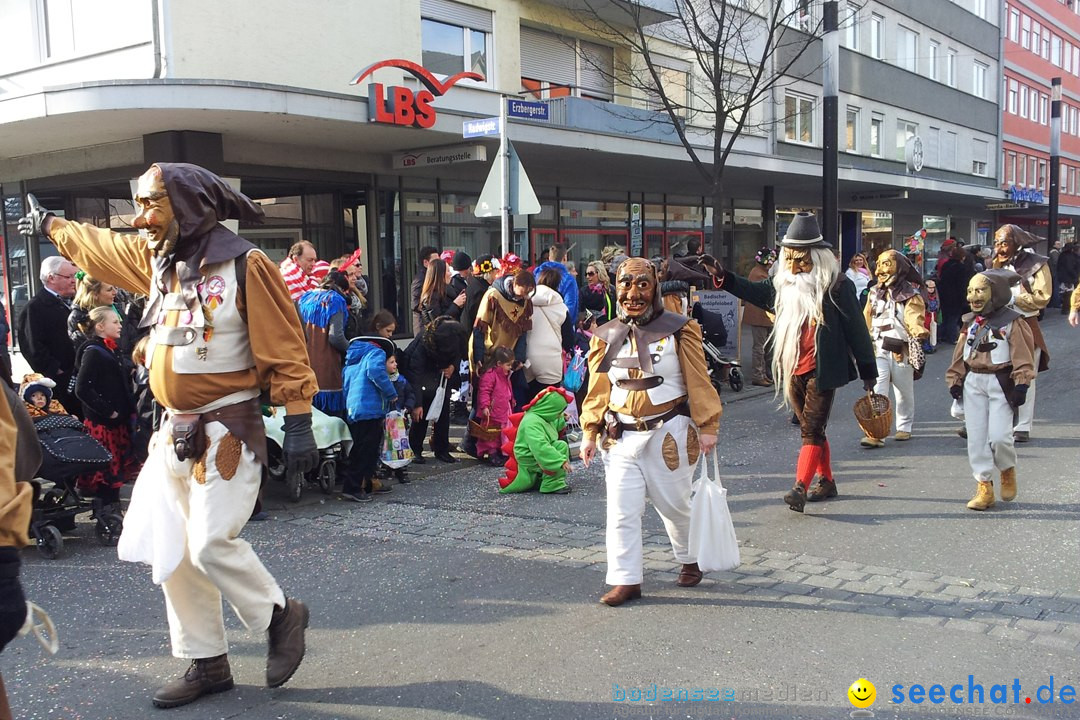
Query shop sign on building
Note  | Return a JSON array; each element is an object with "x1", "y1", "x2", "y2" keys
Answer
[
  {"x1": 393, "y1": 145, "x2": 487, "y2": 169},
  {"x1": 350, "y1": 59, "x2": 484, "y2": 129},
  {"x1": 1009, "y1": 186, "x2": 1044, "y2": 204}
]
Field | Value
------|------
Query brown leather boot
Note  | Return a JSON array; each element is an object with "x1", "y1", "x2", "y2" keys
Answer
[
  {"x1": 599, "y1": 585, "x2": 642, "y2": 607},
  {"x1": 676, "y1": 563, "x2": 703, "y2": 587},
  {"x1": 266, "y1": 598, "x2": 309, "y2": 688},
  {"x1": 151, "y1": 655, "x2": 233, "y2": 709},
  {"x1": 1000, "y1": 467, "x2": 1017, "y2": 501}
]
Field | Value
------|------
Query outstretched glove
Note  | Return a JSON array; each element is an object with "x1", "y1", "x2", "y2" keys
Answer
[
  {"x1": 17, "y1": 194, "x2": 55, "y2": 237},
  {"x1": 1011, "y1": 384, "x2": 1029, "y2": 407},
  {"x1": 950, "y1": 385, "x2": 964, "y2": 401},
  {"x1": 282, "y1": 413, "x2": 318, "y2": 475},
  {"x1": 0, "y1": 547, "x2": 27, "y2": 653},
  {"x1": 698, "y1": 254, "x2": 724, "y2": 276}
]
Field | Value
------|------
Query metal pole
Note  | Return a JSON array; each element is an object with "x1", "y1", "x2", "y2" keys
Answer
[
  {"x1": 1050, "y1": 77, "x2": 1062, "y2": 253},
  {"x1": 822, "y1": 1, "x2": 839, "y2": 250},
  {"x1": 499, "y1": 95, "x2": 510, "y2": 257}
]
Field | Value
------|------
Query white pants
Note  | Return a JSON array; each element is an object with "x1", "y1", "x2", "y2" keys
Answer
[
  {"x1": 602, "y1": 414, "x2": 697, "y2": 586},
  {"x1": 1013, "y1": 348, "x2": 1041, "y2": 432},
  {"x1": 874, "y1": 352, "x2": 916, "y2": 433},
  {"x1": 157, "y1": 419, "x2": 285, "y2": 658},
  {"x1": 964, "y1": 373, "x2": 1016, "y2": 482}
]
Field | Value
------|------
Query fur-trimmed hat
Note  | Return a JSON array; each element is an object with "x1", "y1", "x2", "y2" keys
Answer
[
  {"x1": 780, "y1": 212, "x2": 830, "y2": 248},
  {"x1": 19, "y1": 373, "x2": 55, "y2": 404}
]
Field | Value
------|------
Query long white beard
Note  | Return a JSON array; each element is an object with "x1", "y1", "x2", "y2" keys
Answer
[{"x1": 769, "y1": 273, "x2": 830, "y2": 406}]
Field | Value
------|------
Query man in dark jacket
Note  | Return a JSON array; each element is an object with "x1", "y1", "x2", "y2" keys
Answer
[
  {"x1": 709, "y1": 213, "x2": 876, "y2": 512},
  {"x1": 17, "y1": 255, "x2": 80, "y2": 413},
  {"x1": 937, "y1": 245, "x2": 974, "y2": 345}
]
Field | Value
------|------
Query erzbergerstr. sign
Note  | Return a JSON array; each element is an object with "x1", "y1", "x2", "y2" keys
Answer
[{"x1": 350, "y1": 59, "x2": 483, "y2": 129}]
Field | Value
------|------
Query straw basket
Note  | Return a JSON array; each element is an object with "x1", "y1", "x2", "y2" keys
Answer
[
  {"x1": 468, "y1": 419, "x2": 502, "y2": 441},
  {"x1": 853, "y1": 392, "x2": 892, "y2": 440}
]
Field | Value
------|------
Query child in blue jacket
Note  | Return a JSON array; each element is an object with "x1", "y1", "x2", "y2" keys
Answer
[{"x1": 341, "y1": 336, "x2": 397, "y2": 503}]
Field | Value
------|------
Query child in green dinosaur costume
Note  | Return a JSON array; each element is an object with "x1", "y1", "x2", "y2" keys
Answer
[{"x1": 499, "y1": 386, "x2": 572, "y2": 494}]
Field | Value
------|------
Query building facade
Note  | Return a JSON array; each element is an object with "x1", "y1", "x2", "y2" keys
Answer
[
  {"x1": 1000, "y1": 0, "x2": 1080, "y2": 245},
  {"x1": 0, "y1": 0, "x2": 1008, "y2": 340}
]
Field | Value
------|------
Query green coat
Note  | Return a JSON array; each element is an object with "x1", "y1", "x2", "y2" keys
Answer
[{"x1": 721, "y1": 271, "x2": 877, "y2": 392}]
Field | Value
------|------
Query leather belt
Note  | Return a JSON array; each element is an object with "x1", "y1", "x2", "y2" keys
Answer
[
  {"x1": 615, "y1": 376, "x2": 664, "y2": 391},
  {"x1": 965, "y1": 363, "x2": 1009, "y2": 375},
  {"x1": 605, "y1": 401, "x2": 690, "y2": 440}
]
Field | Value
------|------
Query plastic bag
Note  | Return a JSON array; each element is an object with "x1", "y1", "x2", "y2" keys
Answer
[
  {"x1": 381, "y1": 410, "x2": 414, "y2": 469},
  {"x1": 426, "y1": 375, "x2": 447, "y2": 421},
  {"x1": 687, "y1": 450, "x2": 740, "y2": 573},
  {"x1": 562, "y1": 347, "x2": 586, "y2": 393}
]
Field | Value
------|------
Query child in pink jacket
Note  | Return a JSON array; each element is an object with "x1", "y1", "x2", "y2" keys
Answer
[{"x1": 475, "y1": 346, "x2": 515, "y2": 465}]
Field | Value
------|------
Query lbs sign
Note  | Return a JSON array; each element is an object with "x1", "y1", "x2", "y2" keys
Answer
[{"x1": 350, "y1": 59, "x2": 484, "y2": 129}]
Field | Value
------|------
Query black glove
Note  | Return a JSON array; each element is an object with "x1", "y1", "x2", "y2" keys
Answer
[
  {"x1": 950, "y1": 385, "x2": 964, "y2": 400},
  {"x1": 862, "y1": 378, "x2": 876, "y2": 392},
  {"x1": 282, "y1": 412, "x2": 318, "y2": 475},
  {"x1": 698, "y1": 254, "x2": 724, "y2": 276},
  {"x1": 17, "y1": 193, "x2": 55, "y2": 237},
  {"x1": 0, "y1": 547, "x2": 27, "y2": 653},
  {"x1": 1012, "y1": 384, "x2": 1028, "y2": 407}
]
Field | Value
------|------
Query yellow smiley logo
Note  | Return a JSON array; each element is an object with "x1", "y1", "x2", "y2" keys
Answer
[{"x1": 848, "y1": 678, "x2": 876, "y2": 709}]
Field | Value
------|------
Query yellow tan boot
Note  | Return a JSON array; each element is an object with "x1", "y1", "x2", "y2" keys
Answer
[
  {"x1": 966, "y1": 481, "x2": 996, "y2": 511},
  {"x1": 1000, "y1": 467, "x2": 1017, "y2": 502}
]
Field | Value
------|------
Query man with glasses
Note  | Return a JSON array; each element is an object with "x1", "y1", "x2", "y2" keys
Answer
[{"x1": 16, "y1": 255, "x2": 81, "y2": 414}]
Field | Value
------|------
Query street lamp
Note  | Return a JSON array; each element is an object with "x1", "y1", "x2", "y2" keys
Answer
[
  {"x1": 822, "y1": 1, "x2": 839, "y2": 251},
  {"x1": 1049, "y1": 77, "x2": 1061, "y2": 252}
]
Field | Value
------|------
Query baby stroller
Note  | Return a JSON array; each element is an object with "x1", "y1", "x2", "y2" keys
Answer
[
  {"x1": 691, "y1": 302, "x2": 744, "y2": 393},
  {"x1": 264, "y1": 406, "x2": 352, "y2": 502},
  {"x1": 29, "y1": 414, "x2": 124, "y2": 559}
]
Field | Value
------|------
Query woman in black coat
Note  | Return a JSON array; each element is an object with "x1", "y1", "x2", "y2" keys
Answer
[
  {"x1": 418, "y1": 258, "x2": 465, "y2": 325},
  {"x1": 74, "y1": 307, "x2": 137, "y2": 508},
  {"x1": 402, "y1": 317, "x2": 467, "y2": 464},
  {"x1": 937, "y1": 246, "x2": 974, "y2": 345}
]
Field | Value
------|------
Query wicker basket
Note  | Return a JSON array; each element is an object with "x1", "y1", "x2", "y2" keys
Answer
[
  {"x1": 468, "y1": 419, "x2": 502, "y2": 441},
  {"x1": 853, "y1": 392, "x2": 892, "y2": 440}
]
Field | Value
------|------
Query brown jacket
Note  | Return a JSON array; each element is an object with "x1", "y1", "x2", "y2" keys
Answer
[
  {"x1": 1, "y1": 384, "x2": 35, "y2": 548},
  {"x1": 945, "y1": 317, "x2": 1036, "y2": 388}
]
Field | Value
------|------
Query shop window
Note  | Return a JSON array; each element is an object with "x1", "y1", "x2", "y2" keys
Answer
[
  {"x1": 784, "y1": 92, "x2": 815, "y2": 145},
  {"x1": 421, "y1": 0, "x2": 492, "y2": 85}
]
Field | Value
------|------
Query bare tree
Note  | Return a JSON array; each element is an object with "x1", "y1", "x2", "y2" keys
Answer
[{"x1": 562, "y1": 0, "x2": 823, "y2": 255}]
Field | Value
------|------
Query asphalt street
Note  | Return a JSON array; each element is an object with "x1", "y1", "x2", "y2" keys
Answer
[{"x1": 4, "y1": 313, "x2": 1079, "y2": 720}]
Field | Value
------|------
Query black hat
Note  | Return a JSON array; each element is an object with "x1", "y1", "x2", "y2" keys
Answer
[
  {"x1": 780, "y1": 212, "x2": 830, "y2": 249},
  {"x1": 451, "y1": 251, "x2": 473, "y2": 271},
  {"x1": 352, "y1": 335, "x2": 396, "y2": 359}
]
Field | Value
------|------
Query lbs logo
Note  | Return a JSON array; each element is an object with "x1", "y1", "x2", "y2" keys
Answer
[{"x1": 350, "y1": 59, "x2": 484, "y2": 129}]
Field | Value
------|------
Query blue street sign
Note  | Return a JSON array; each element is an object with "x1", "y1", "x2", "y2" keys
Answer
[
  {"x1": 463, "y1": 117, "x2": 501, "y2": 138},
  {"x1": 506, "y1": 99, "x2": 549, "y2": 121}
]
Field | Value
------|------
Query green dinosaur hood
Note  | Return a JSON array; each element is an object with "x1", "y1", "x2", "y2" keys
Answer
[{"x1": 525, "y1": 389, "x2": 569, "y2": 424}]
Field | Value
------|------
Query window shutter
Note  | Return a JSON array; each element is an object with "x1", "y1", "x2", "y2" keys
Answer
[
  {"x1": 579, "y1": 41, "x2": 613, "y2": 96},
  {"x1": 520, "y1": 26, "x2": 576, "y2": 85},
  {"x1": 421, "y1": 0, "x2": 492, "y2": 32}
]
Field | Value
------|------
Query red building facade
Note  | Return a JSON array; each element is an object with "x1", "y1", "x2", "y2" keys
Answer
[{"x1": 1002, "y1": 0, "x2": 1080, "y2": 245}]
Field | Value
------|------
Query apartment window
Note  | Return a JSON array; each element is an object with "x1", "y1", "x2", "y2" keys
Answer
[
  {"x1": 1030, "y1": 157, "x2": 1038, "y2": 187},
  {"x1": 1021, "y1": 15, "x2": 1031, "y2": 50},
  {"x1": 644, "y1": 56, "x2": 691, "y2": 119},
  {"x1": 846, "y1": 107, "x2": 860, "y2": 152},
  {"x1": 896, "y1": 119, "x2": 917, "y2": 161},
  {"x1": 1053, "y1": 35, "x2": 1063, "y2": 67},
  {"x1": 1039, "y1": 159, "x2": 1047, "y2": 191},
  {"x1": 972, "y1": 139, "x2": 989, "y2": 176},
  {"x1": 1032, "y1": 22, "x2": 1042, "y2": 57},
  {"x1": 1018, "y1": 154, "x2": 1027, "y2": 186},
  {"x1": 870, "y1": 113, "x2": 883, "y2": 156},
  {"x1": 926, "y1": 126, "x2": 941, "y2": 167},
  {"x1": 1043, "y1": 31, "x2": 1051, "y2": 60},
  {"x1": 973, "y1": 62, "x2": 988, "y2": 99},
  {"x1": 1009, "y1": 7, "x2": 1020, "y2": 43},
  {"x1": 928, "y1": 41, "x2": 940, "y2": 80},
  {"x1": 1020, "y1": 85, "x2": 1029, "y2": 118},
  {"x1": 1074, "y1": 47, "x2": 1080, "y2": 76},
  {"x1": 1008, "y1": 79, "x2": 1018, "y2": 114},
  {"x1": 420, "y1": 0, "x2": 493, "y2": 84},
  {"x1": 870, "y1": 14, "x2": 884, "y2": 59},
  {"x1": 897, "y1": 27, "x2": 918, "y2": 72},
  {"x1": 784, "y1": 92, "x2": 816, "y2": 144},
  {"x1": 946, "y1": 50, "x2": 957, "y2": 87},
  {"x1": 942, "y1": 131, "x2": 957, "y2": 170},
  {"x1": 1067, "y1": 42, "x2": 1074, "y2": 74},
  {"x1": 1007, "y1": 151, "x2": 1017, "y2": 184},
  {"x1": 1039, "y1": 93, "x2": 1048, "y2": 125},
  {"x1": 842, "y1": 2, "x2": 860, "y2": 50},
  {"x1": 1070, "y1": 166, "x2": 1077, "y2": 195},
  {"x1": 973, "y1": 0, "x2": 987, "y2": 19},
  {"x1": 1072, "y1": 105, "x2": 1079, "y2": 135},
  {"x1": 1030, "y1": 89, "x2": 1039, "y2": 121},
  {"x1": 520, "y1": 26, "x2": 614, "y2": 101}
]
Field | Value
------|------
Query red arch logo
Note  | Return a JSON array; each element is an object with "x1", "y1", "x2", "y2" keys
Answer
[{"x1": 351, "y1": 59, "x2": 484, "y2": 129}]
